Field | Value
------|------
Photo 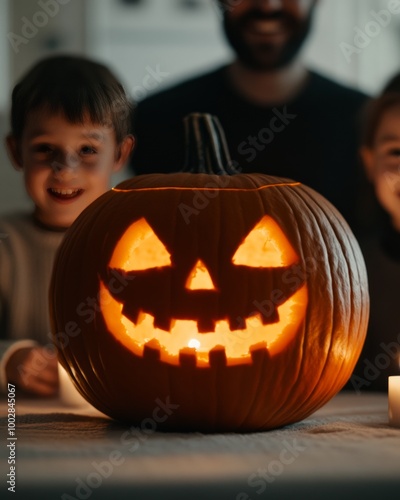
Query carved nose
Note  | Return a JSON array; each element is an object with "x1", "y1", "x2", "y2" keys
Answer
[{"x1": 185, "y1": 260, "x2": 215, "y2": 291}]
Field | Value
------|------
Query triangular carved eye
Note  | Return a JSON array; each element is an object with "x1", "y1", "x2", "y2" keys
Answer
[
  {"x1": 232, "y1": 215, "x2": 298, "y2": 268},
  {"x1": 109, "y1": 217, "x2": 171, "y2": 270},
  {"x1": 185, "y1": 260, "x2": 216, "y2": 290}
]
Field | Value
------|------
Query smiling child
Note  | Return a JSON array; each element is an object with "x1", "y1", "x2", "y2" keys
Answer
[
  {"x1": 0, "y1": 55, "x2": 134, "y2": 396},
  {"x1": 348, "y1": 78, "x2": 400, "y2": 392}
]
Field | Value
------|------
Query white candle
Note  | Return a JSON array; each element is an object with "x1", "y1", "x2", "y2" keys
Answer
[{"x1": 388, "y1": 376, "x2": 400, "y2": 427}]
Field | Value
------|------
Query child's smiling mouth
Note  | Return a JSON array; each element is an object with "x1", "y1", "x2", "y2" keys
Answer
[{"x1": 48, "y1": 188, "x2": 84, "y2": 200}]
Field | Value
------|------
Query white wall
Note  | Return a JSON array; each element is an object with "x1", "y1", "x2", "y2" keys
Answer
[
  {"x1": 0, "y1": 0, "x2": 10, "y2": 111},
  {"x1": 303, "y1": 0, "x2": 400, "y2": 95},
  {"x1": 85, "y1": 0, "x2": 231, "y2": 101}
]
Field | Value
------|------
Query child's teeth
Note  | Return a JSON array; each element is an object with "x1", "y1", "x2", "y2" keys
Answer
[{"x1": 52, "y1": 189, "x2": 78, "y2": 195}]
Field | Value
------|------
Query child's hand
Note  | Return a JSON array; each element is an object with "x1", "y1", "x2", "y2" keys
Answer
[{"x1": 6, "y1": 346, "x2": 59, "y2": 397}]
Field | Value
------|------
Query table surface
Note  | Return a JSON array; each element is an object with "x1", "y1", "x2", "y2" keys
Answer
[{"x1": 1, "y1": 391, "x2": 399, "y2": 500}]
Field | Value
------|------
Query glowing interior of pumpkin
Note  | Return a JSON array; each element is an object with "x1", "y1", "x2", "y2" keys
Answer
[{"x1": 100, "y1": 216, "x2": 308, "y2": 366}]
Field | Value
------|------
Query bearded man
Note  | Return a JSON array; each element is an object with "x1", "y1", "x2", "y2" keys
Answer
[{"x1": 131, "y1": 0, "x2": 369, "y2": 235}]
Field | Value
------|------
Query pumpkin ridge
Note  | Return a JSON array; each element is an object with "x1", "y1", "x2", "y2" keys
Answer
[
  {"x1": 301, "y1": 184, "x2": 367, "y2": 394},
  {"x1": 290, "y1": 186, "x2": 340, "y2": 420},
  {"x1": 312, "y1": 188, "x2": 368, "y2": 388},
  {"x1": 256, "y1": 183, "x2": 334, "y2": 426},
  {"x1": 256, "y1": 184, "x2": 317, "y2": 426},
  {"x1": 279, "y1": 184, "x2": 359, "y2": 422},
  {"x1": 84, "y1": 204, "x2": 121, "y2": 412},
  {"x1": 300, "y1": 186, "x2": 351, "y2": 418}
]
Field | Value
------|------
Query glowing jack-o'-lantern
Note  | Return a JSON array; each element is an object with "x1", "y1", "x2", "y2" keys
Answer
[{"x1": 50, "y1": 114, "x2": 369, "y2": 431}]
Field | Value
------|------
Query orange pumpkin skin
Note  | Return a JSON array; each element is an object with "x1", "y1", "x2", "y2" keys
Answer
[{"x1": 50, "y1": 173, "x2": 369, "y2": 431}]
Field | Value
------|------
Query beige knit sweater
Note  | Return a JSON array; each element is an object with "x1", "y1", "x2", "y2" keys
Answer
[{"x1": 0, "y1": 212, "x2": 65, "y2": 390}]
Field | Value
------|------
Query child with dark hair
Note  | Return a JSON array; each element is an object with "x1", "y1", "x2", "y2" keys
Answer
[
  {"x1": 0, "y1": 55, "x2": 134, "y2": 396},
  {"x1": 348, "y1": 77, "x2": 400, "y2": 393},
  {"x1": 361, "y1": 92, "x2": 400, "y2": 241}
]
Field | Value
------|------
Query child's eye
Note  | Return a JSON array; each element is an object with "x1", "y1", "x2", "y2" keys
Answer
[
  {"x1": 389, "y1": 148, "x2": 400, "y2": 156},
  {"x1": 33, "y1": 144, "x2": 54, "y2": 154},
  {"x1": 81, "y1": 146, "x2": 97, "y2": 155}
]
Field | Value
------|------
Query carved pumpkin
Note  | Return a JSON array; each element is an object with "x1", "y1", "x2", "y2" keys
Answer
[{"x1": 50, "y1": 114, "x2": 369, "y2": 431}]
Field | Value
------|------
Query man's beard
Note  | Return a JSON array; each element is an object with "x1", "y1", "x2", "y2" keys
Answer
[{"x1": 222, "y1": 6, "x2": 316, "y2": 71}]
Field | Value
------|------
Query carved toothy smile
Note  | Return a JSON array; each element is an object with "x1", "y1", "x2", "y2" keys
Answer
[{"x1": 99, "y1": 280, "x2": 308, "y2": 367}]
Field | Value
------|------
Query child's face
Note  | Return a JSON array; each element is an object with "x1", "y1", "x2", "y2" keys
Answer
[
  {"x1": 8, "y1": 109, "x2": 133, "y2": 229},
  {"x1": 362, "y1": 104, "x2": 400, "y2": 231}
]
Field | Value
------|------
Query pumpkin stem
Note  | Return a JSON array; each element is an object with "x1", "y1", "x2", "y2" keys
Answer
[{"x1": 182, "y1": 113, "x2": 240, "y2": 175}]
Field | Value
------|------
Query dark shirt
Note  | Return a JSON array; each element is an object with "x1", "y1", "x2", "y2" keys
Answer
[
  {"x1": 131, "y1": 65, "x2": 370, "y2": 234},
  {"x1": 346, "y1": 212, "x2": 400, "y2": 392}
]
